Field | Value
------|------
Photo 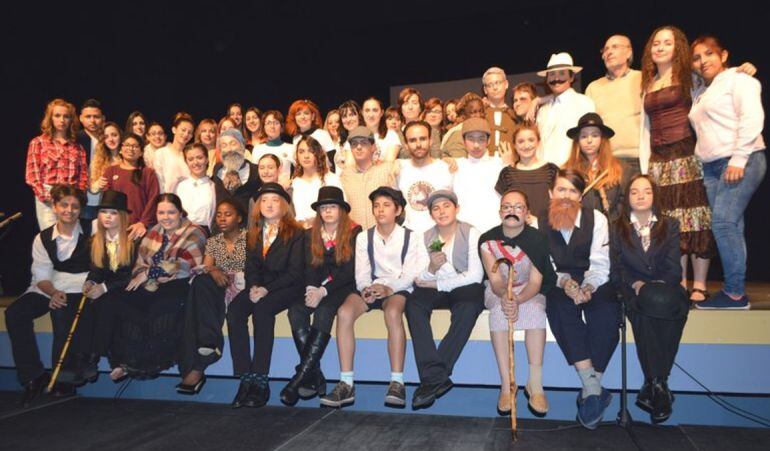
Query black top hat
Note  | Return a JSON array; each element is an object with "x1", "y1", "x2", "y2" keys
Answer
[
  {"x1": 256, "y1": 182, "x2": 291, "y2": 204},
  {"x1": 566, "y1": 113, "x2": 615, "y2": 140},
  {"x1": 95, "y1": 190, "x2": 131, "y2": 213},
  {"x1": 311, "y1": 186, "x2": 351, "y2": 212},
  {"x1": 629, "y1": 282, "x2": 689, "y2": 320},
  {"x1": 368, "y1": 186, "x2": 406, "y2": 208}
]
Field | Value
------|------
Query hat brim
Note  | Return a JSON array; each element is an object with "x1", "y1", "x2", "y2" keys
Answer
[
  {"x1": 95, "y1": 205, "x2": 132, "y2": 214},
  {"x1": 311, "y1": 199, "x2": 351, "y2": 213},
  {"x1": 566, "y1": 123, "x2": 615, "y2": 140},
  {"x1": 257, "y1": 189, "x2": 291, "y2": 204},
  {"x1": 537, "y1": 66, "x2": 583, "y2": 77}
]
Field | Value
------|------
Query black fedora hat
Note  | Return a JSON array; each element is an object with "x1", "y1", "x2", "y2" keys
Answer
[
  {"x1": 311, "y1": 186, "x2": 351, "y2": 212},
  {"x1": 566, "y1": 112, "x2": 615, "y2": 139},
  {"x1": 95, "y1": 190, "x2": 131, "y2": 213},
  {"x1": 630, "y1": 282, "x2": 689, "y2": 320},
  {"x1": 368, "y1": 186, "x2": 406, "y2": 208},
  {"x1": 256, "y1": 182, "x2": 292, "y2": 203}
]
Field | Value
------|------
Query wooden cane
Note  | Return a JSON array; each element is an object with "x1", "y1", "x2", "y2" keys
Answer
[
  {"x1": 47, "y1": 294, "x2": 88, "y2": 392},
  {"x1": 492, "y1": 258, "x2": 518, "y2": 441}
]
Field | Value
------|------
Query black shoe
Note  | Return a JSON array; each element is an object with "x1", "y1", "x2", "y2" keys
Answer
[
  {"x1": 176, "y1": 375, "x2": 207, "y2": 395},
  {"x1": 636, "y1": 378, "x2": 653, "y2": 412},
  {"x1": 197, "y1": 346, "x2": 222, "y2": 368},
  {"x1": 244, "y1": 379, "x2": 270, "y2": 408},
  {"x1": 48, "y1": 382, "x2": 76, "y2": 398},
  {"x1": 231, "y1": 380, "x2": 251, "y2": 409},
  {"x1": 281, "y1": 329, "x2": 331, "y2": 405},
  {"x1": 651, "y1": 377, "x2": 673, "y2": 423},
  {"x1": 412, "y1": 378, "x2": 453, "y2": 409},
  {"x1": 20, "y1": 372, "x2": 50, "y2": 406}
]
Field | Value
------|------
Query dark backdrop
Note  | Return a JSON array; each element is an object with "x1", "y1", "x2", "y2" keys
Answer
[{"x1": 1, "y1": 0, "x2": 767, "y2": 294}]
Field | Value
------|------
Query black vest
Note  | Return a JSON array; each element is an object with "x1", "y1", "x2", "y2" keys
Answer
[
  {"x1": 39, "y1": 220, "x2": 92, "y2": 274},
  {"x1": 544, "y1": 207, "x2": 594, "y2": 284}
]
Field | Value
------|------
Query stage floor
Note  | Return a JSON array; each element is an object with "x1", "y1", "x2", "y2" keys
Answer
[{"x1": 1, "y1": 392, "x2": 769, "y2": 451}]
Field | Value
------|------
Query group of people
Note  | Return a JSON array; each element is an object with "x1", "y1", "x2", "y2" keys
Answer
[{"x1": 10, "y1": 26, "x2": 765, "y2": 430}]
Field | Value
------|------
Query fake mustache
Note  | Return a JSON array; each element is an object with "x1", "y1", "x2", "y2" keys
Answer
[
  {"x1": 504, "y1": 214, "x2": 520, "y2": 221},
  {"x1": 548, "y1": 79, "x2": 568, "y2": 86}
]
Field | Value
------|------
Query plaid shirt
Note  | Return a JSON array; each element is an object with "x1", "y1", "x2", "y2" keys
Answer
[
  {"x1": 133, "y1": 219, "x2": 207, "y2": 281},
  {"x1": 25, "y1": 134, "x2": 88, "y2": 202}
]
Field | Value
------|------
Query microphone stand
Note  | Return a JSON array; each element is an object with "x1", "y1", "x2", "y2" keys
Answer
[{"x1": 617, "y1": 292, "x2": 633, "y2": 428}]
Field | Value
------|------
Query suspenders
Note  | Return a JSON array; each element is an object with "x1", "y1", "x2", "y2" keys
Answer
[{"x1": 367, "y1": 227, "x2": 411, "y2": 282}]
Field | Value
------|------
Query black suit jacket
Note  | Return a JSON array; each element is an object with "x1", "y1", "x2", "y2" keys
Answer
[
  {"x1": 77, "y1": 131, "x2": 98, "y2": 167},
  {"x1": 245, "y1": 227, "x2": 304, "y2": 292},
  {"x1": 303, "y1": 225, "x2": 361, "y2": 294},
  {"x1": 211, "y1": 161, "x2": 262, "y2": 214},
  {"x1": 86, "y1": 240, "x2": 138, "y2": 292},
  {"x1": 610, "y1": 217, "x2": 681, "y2": 301}
]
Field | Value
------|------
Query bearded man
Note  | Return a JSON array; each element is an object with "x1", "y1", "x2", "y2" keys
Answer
[{"x1": 212, "y1": 129, "x2": 262, "y2": 215}]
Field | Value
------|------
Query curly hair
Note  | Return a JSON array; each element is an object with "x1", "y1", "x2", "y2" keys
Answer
[
  {"x1": 293, "y1": 136, "x2": 330, "y2": 180},
  {"x1": 40, "y1": 99, "x2": 79, "y2": 142},
  {"x1": 641, "y1": 25, "x2": 692, "y2": 100},
  {"x1": 286, "y1": 99, "x2": 323, "y2": 136}
]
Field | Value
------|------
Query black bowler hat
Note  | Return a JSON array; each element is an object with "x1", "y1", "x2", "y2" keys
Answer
[
  {"x1": 95, "y1": 190, "x2": 131, "y2": 213},
  {"x1": 256, "y1": 182, "x2": 292, "y2": 204},
  {"x1": 630, "y1": 282, "x2": 689, "y2": 320},
  {"x1": 311, "y1": 186, "x2": 351, "y2": 212},
  {"x1": 369, "y1": 186, "x2": 406, "y2": 208},
  {"x1": 566, "y1": 112, "x2": 615, "y2": 139}
]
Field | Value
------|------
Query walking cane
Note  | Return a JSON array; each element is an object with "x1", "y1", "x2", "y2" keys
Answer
[
  {"x1": 492, "y1": 257, "x2": 518, "y2": 441},
  {"x1": 47, "y1": 294, "x2": 88, "y2": 392}
]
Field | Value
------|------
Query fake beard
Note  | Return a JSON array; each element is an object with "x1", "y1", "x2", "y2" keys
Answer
[
  {"x1": 548, "y1": 198, "x2": 580, "y2": 230},
  {"x1": 222, "y1": 150, "x2": 245, "y2": 173}
]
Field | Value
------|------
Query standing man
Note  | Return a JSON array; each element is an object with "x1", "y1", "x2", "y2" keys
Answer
[
  {"x1": 482, "y1": 67, "x2": 517, "y2": 156},
  {"x1": 78, "y1": 99, "x2": 106, "y2": 220},
  {"x1": 511, "y1": 82, "x2": 539, "y2": 123},
  {"x1": 399, "y1": 121, "x2": 453, "y2": 233},
  {"x1": 536, "y1": 53, "x2": 595, "y2": 166},
  {"x1": 585, "y1": 35, "x2": 642, "y2": 175}
]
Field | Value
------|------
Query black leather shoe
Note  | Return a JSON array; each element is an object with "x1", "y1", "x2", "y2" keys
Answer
[
  {"x1": 412, "y1": 378, "x2": 454, "y2": 409},
  {"x1": 651, "y1": 377, "x2": 673, "y2": 423},
  {"x1": 636, "y1": 378, "x2": 653, "y2": 412},
  {"x1": 231, "y1": 380, "x2": 251, "y2": 409},
  {"x1": 20, "y1": 372, "x2": 50, "y2": 406},
  {"x1": 244, "y1": 380, "x2": 270, "y2": 408},
  {"x1": 48, "y1": 382, "x2": 76, "y2": 398}
]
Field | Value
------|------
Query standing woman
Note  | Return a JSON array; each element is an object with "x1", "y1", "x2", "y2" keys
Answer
[
  {"x1": 175, "y1": 143, "x2": 219, "y2": 235},
  {"x1": 337, "y1": 100, "x2": 365, "y2": 169},
  {"x1": 324, "y1": 109, "x2": 342, "y2": 151},
  {"x1": 144, "y1": 122, "x2": 167, "y2": 170},
  {"x1": 363, "y1": 97, "x2": 403, "y2": 162},
  {"x1": 420, "y1": 97, "x2": 444, "y2": 158},
  {"x1": 178, "y1": 199, "x2": 247, "y2": 394},
  {"x1": 495, "y1": 123, "x2": 559, "y2": 222},
  {"x1": 611, "y1": 175, "x2": 688, "y2": 422},
  {"x1": 257, "y1": 154, "x2": 290, "y2": 189},
  {"x1": 281, "y1": 187, "x2": 362, "y2": 405},
  {"x1": 286, "y1": 99, "x2": 338, "y2": 173},
  {"x1": 244, "y1": 107, "x2": 265, "y2": 151},
  {"x1": 124, "y1": 111, "x2": 147, "y2": 138},
  {"x1": 103, "y1": 133, "x2": 159, "y2": 240},
  {"x1": 291, "y1": 136, "x2": 344, "y2": 227},
  {"x1": 443, "y1": 99, "x2": 458, "y2": 133},
  {"x1": 25, "y1": 98, "x2": 88, "y2": 229},
  {"x1": 385, "y1": 107, "x2": 404, "y2": 133},
  {"x1": 227, "y1": 183, "x2": 305, "y2": 408},
  {"x1": 639, "y1": 26, "x2": 716, "y2": 303},
  {"x1": 564, "y1": 113, "x2": 629, "y2": 222},
  {"x1": 398, "y1": 87, "x2": 424, "y2": 125},
  {"x1": 227, "y1": 103, "x2": 245, "y2": 137},
  {"x1": 689, "y1": 36, "x2": 766, "y2": 309},
  {"x1": 252, "y1": 110, "x2": 295, "y2": 182},
  {"x1": 195, "y1": 118, "x2": 219, "y2": 176},
  {"x1": 154, "y1": 112, "x2": 195, "y2": 193},
  {"x1": 89, "y1": 122, "x2": 123, "y2": 201},
  {"x1": 110, "y1": 193, "x2": 206, "y2": 380}
]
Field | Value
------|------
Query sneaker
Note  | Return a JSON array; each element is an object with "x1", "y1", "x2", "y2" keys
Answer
[
  {"x1": 695, "y1": 291, "x2": 750, "y2": 310},
  {"x1": 384, "y1": 381, "x2": 406, "y2": 407},
  {"x1": 412, "y1": 378, "x2": 453, "y2": 409},
  {"x1": 320, "y1": 381, "x2": 355, "y2": 408}
]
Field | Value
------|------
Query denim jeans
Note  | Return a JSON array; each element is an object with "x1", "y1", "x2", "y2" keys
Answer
[{"x1": 702, "y1": 151, "x2": 766, "y2": 295}]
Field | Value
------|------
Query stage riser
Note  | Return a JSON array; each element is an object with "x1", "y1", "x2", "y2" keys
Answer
[{"x1": 2, "y1": 332, "x2": 769, "y2": 394}]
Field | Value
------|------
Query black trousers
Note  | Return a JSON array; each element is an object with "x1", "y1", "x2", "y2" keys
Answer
[
  {"x1": 5, "y1": 292, "x2": 94, "y2": 385},
  {"x1": 179, "y1": 274, "x2": 229, "y2": 376},
  {"x1": 287, "y1": 284, "x2": 355, "y2": 334},
  {"x1": 405, "y1": 284, "x2": 484, "y2": 384},
  {"x1": 90, "y1": 290, "x2": 121, "y2": 364},
  {"x1": 629, "y1": 309, "x2": 688, "y2": 379},
  {"x1": 226, "y1": 285, "x2": 304, "y2": 376},
  {"x1": 546, "y1": 283, "x2": 620, "y2": 373}
]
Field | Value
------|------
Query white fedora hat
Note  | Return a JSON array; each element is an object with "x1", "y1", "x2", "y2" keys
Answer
[{"x1": 537, "y1": 52, "x2": 583, "y2": 77}]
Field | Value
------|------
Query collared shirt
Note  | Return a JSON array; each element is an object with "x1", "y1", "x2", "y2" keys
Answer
[
  {"x1": 175, "y1": 176, "x2": 216, "y2": 227},
  {"x1": 262, "y1": 223, "x2": 279, "y2": 257},
  {"x1": 25, "y1": 135, "x2": 88, "y2": 203},
  {"x1": 340, "y1": 161, "x2": 397, "y2": 229},
  {"x1": 418, "y1": 226, "x2": 483, "y2": 292},
  {"x1": 630, "y1": 212, "x2": 658, "y2": 252},
  {"x1": 153, "y1": 145, "x2": 191, "y2": 193},
  {"x1": 553, "y1": 209, "x2": 610, "y2": 291},
  {"x1": 536, "y1": 88, "x2": 596, "y2": 166},
  {"x1": 354, "y1": 225, "x2": 429, "y2": 293},
  {"x1": 28, "y1": 222, "x2": 88, "y2": 295},
  {"x1": 453, "y1": 154, "x2": 503, "y2": 234}
]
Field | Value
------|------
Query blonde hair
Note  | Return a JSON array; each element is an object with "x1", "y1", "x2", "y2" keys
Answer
[
  {"x1": 90, "y1": 122, "x2": 122, "y2": 183},
  {"x1": 90, "y1": 210, "x2": 134, "y2": 269},
  {"x1": 40, "y1": 99, "x2": 79, "y2": 142}
]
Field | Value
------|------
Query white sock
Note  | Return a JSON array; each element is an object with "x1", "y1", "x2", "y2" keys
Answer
[
  {"x1": 340, "y1": 371, "x2": 354, "y2": 387},
  {"x1": 391, "y1": 372, "x2": 404, "y2": 384}
]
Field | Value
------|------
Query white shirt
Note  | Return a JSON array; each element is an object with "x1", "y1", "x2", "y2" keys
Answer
[
  {"x1": 355, "y1": 225, "x2": 429, "y2": 293},
  {"x1": 418, "y1": 226, "x2": 484, "y2": 292},
  {"x1": 553, "y1": 209, "x2": 610, "y2": 291},
  {"x1": 252, "y1": 141, "x2": 295, "y2": 180},
  {"x1": 397, "y1": 159, "x2": 453, "y2": 233},
  {"x1": 290, "y1": 173, "x2": 343, "y2": 222},
  {"x1": 153, "y1": 145, "x2": 190, "y2": 193},
  {"x1": 175, "y1": 176, "x2": 216, "y2": 227},
  {"x1": 689, "y1": 68, "x2": 765, "y2": 168},
  {"x1": 27, "y1": 223, "x2": 88, "y2": 296},
  {"x1": 536, "y1": 88, "x2": 595, "y2": 166},
  {"x1": 453, "y1": 154, "x2": 503, "y2": 234}
]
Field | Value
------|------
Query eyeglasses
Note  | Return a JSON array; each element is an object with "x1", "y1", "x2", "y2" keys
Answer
[
  {"x1": 121, "y1": 143, "x2": 141, "y2": 150},
  {"x1": 427, "y1": 109, "x2": 442, "y2": 115},
  {"x1": 601, "y1": 44, "x2": 631, "y2": 54},
  {"x1": 483, "y1": 80, "x2": 506, "y2": 89},
  {"x1": 148, "y1": 131, "x2": 165, "y2": 137},
  {"x1": 500, "y1": 203, "x2": 527, "y2": 213},
  {"x1": 264, "y1": 120, "x2": 281, "y2": 127}
]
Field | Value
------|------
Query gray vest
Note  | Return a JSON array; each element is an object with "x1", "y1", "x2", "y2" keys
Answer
[{"x1": 423, "y1": 221, "x2": 472, "y2": 273}]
